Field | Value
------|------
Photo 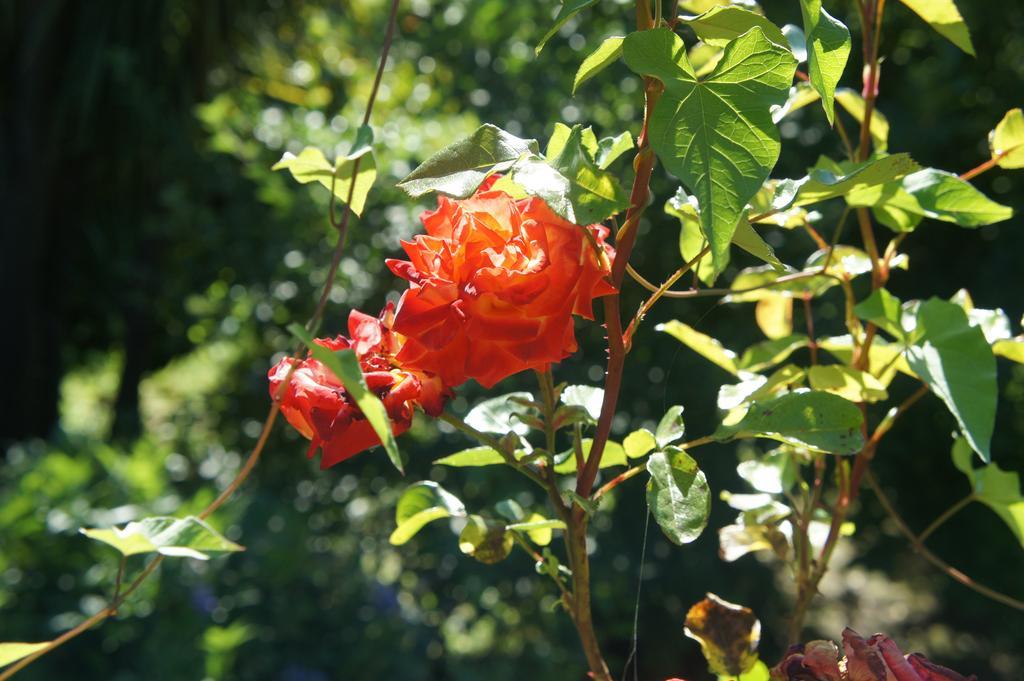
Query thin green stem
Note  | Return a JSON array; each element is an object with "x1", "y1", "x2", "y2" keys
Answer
[{"x1": 917, "y1": 494, "x2": 975, "y2": 544}]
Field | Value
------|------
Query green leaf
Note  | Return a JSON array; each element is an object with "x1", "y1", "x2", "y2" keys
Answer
[
  {"x1": 593, "y1": 131, "x2": 635, "y2": 169},
  {"x1": 819, "y1": 334, "x2": 915, "y2": 387},
  {"x1": 738, "y1": 334, "x2": 808, "y2": 373},
  {"x1": 835, "y1": 88, "x2": 889, "y2": 152},
  {"x1": 573, "y1": 36, "x2": 625, "y2": 94},
  {"x1": 807, "y1": 365, "x2": 889, "y2": 403},
  {"x1": 459, "y1": 515, "x2": 514, "y2": 564},
  {"x1": 81, "y1": 516, "x2": 243, "y2": 560},
  {"x1": 952, "y1": 437, "x2": 1024, "y2": 547},
  {"x1": 658, "y1": 320, "x2": 739, "y2": 374},
  {"x1": 847, "y1": 168, "x2": 1013, "y2": 229},
  {"x1": 732, "y1": 218, "x2": 785, "y2": 270},
  {"x1": 646, "y1": 448, "x2": 711, "y2": 545},
  {"x1": 720, "y1": 522, "x2": 790, "y2": 562},
  {"x1": 561, "y1": 384, "x2": 605, "y2": 421},
  {"x1": 720, "y1": 364, "x2": 806, "y2": 410},
  {"x1": 772, "y1": 80, "x2": 823, "y2": 122},
  {"x1": 624, "y1": 428, "x2": 659, "y2": 458},
  {"x1": 464, "y1": 392, "x2": 534, "y2": 436},
  {"x1": 737, "y1": 447, "x2": 799, "y2": 494},
  {"x1": 755, "y1": 295, "x2": 793, "y2": 339},
  {"x1": 553, "y1": 439, "x2": 627, "y2": 473},
  {"x1": 656, "y1": 405, "x2": 687, "y2": 447},
  {"x1": 623, "y1": 28, "x2": 796, "y2": 274},
  {"x1": 507, "y1": 515, "x2": 567, "y2": 546},
  {"x1": 509, "y1": 124, "x2": 629, "y2": 224},
  {"x1": 950, "y1": 289, "x2": 1013, "y2": 344},
  {"x1": 434, "y1": 446, "x2": 506, "y2": 468},
  {"x1": 994, "y1": 339, "x2": 1024, "y2": 364},
  {"x1": 854, "y1": 288, "x2": 906, "y2": 340},
  {"x1": 389, "y1": 481, "x2": 466, "y2": 546},
  {"x1": 725, "y1": 264, "x2": 835, "y2": 302},
  {"x1": 536, "y1": 0, "x2": 598, "y2": 53},
  {"x1": 272, "y1": 135, "x2": 377, "y2": 217},
  {"x1": 788, "y1": 154, "x2": 921, "y2": 207},
  {"x1": 906, "y1": 299, "x2": 997, "y2": 462},
  {"x1": 289, "y1": 323, "x2": 403, "y2": 473},
  {"x1": 897, "y1": 0, "x2": 974, "y2": 56},
  {"x1": 397, "y1": 124, "x2": 538, "y2": 198},
  {"x1": 990, "y1": 108, "x2": 1024, "y2": 169},
  {"x1": 798, "y1": 0, "x2": 851, "y2": 124},
  {"x1": 678, "y1": 5, "x2": 788, "y2": 48},
  {"x1": 714, "y1": 391, "x2": 865, "y2": 454},
  {"x1": 0, "y1": 643, "x2": 51, "y2": 669}
]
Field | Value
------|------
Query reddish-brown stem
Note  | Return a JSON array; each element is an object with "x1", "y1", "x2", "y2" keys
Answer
[
  {"x1": 959, "y1": 155, "x2": 1004, "y2": 181},
  {"x1": 803, "y1": 294, "x2": 818, "y2": 365}
]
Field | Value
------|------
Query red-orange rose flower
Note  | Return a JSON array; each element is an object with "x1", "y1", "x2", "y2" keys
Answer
[
  {"x1": 268, "y1": 306, "x2": 450, "y2": 468},
  {"x1": 386, "y1": 178, "x2": 616, "y2": 388}
]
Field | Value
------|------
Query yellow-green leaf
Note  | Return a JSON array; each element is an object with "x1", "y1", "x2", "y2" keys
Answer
[
  {"x1": 0, "y1": 642, "x2": 51, "y2": 668},
  {"x1": 897, "y1": 0, "x2": 974, "y2": 56},
  {"x1": 81, "y1": 516, "x2": 243, "y2": 560},
  {"x1": 990, "y1": 108, "x2": 1024, "y2": 169}
]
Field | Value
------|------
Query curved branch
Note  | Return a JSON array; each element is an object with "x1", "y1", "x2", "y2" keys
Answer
[{"x1": 866, "y1": 469, "x2": 1024, "y2": 612}]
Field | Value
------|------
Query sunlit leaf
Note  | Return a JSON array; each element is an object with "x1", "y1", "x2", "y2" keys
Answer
[
  {"x1": 907, "y1": 299, "x2": 997, "y2": 462},
  {"x1": 623, "y1": 27, "x2": 796, "y2": 274},
  {"x1": 990, "y1": 108, "x2": 1024, "y2": 169},
  {"x1": 573, "y1": 36, "x2": 625, "y2": 94},
  {"x1": 513, "y1": 123, "x2": 629, "y2": 223},
  {"x1": 738, "y1": 334, "x2": 808, "y2": 373},
  {"x1": 684, "y1": 593, "x2": 761, "y2": 676},
  {"x1": 737, "y1": 447, "x2": 799, "y2": 494},
  {"x1": 835, "y1": 88, "x2": 889, "y2": 152},
  {"x1": 464, "y1": 392, "x2": 534, "y2": 436},
  {"x1": 272, "y1": 135, "x2": 377, "y2": 216},
  {"x1": 854, "y1": 288, "x2": 907, "y2": 340},
  {"x1": 678, "y1": 5, "x2": 788, "y2": 48},
  {"x1": 808, "y1": 365, "x2": 888, "y2": 403},
  {"x1": 755, "y1": 295, "x2": 794, "y2": 340},
  {"x1": 507, "y1": 515, "x2": 567, "y2": 546},
  {"x1": 0, "y1": 643, "x2": 51, "y2": 669},
  {"x1": 553, "y1": 439, "x2": 627, "y2": 473},
  {"x1": 847, "y1": 168, "x2": 1013, "y2": 229},
  {"x1": 81, "y1": 516, "x2": 243, "y2": 560},
  {"x1": 897, "y1": 0, "x2": 974, "y2": 56},
  {"x1": 994, "y1": 339, "x2": 1024, "y2": 364},
  {"x1": 434, "y1": 446, "x2": 506, "y2": 467},
  {"x1": 719, "y1": 523, "x2": 789, "y2": 562},
  {"x1": 390, "y1": 481, "x2": 466, "y2": 546},
  {"x1": 624, "y1": 428, "x2": 659, "y2": 458},
  {"x1": 397, "y1": 124, "x2": 538, "y2": 198},
  {"x1": 714, "y1": 390, "x2": 864, "y2": 454},
  {"x1": 646, "y1": 448, "x2": 711, "y2": 545},
  {"x1": 798, "y1": 0, "x2": 851, "y2": 124},
  {"x1": 788, "y1": 154, "x2": 920, "y2": 207},
  {"x1": 289, "y1": 324, "x2": 403, "y2": 473},
  {"x1": 656, "y1": 405, "x2": 687, "y2": 447},
  {"x1": 459, "y1": 515, "x2": 514, "y2": 564},
  {"x1": 561, "y1": 384, "x2": 605, "y2": 421},
  {"x1": 658, "y1": 320, "x2": 739, "y2": 374}
]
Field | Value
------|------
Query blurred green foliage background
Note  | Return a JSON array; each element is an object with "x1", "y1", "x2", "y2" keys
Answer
[{"x1": 1, "y1": 0, "x2": 1023, "y2": 679}]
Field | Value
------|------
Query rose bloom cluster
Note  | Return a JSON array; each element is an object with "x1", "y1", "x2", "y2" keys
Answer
[{"x1": 268, "y1": 177, "x2": 616, "y2": 468}]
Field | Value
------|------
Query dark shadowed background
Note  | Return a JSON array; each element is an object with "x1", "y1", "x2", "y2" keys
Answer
[{"x1": 2, "y1": 1, "x2": 1023, "y2": 679}]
